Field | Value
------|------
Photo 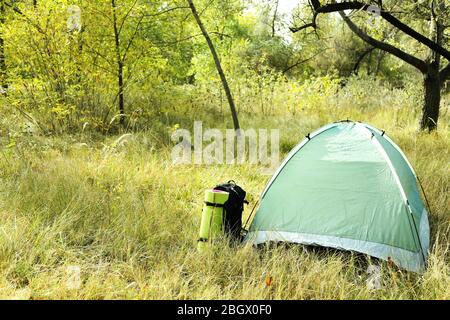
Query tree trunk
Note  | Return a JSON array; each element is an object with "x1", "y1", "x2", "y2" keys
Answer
[
  {"x1": 374, "y1": 50, "x2": 386, "y2": 77},
  {"x1": 420, "y1": 68, "x2": 441, "y2": 131},
  {"x1": 117, "y1": 62, "x2": 125, "y2": 124},
  {"x1": 420, "y1": 5, "x2": 444, "y2": 131},
  {"x1": 0, "y1": 0, "x2": 7, "y2": 95},
  {"x1": 111, "y1": 0, "x2": 125, "y2": 126},
  {"x1": 187, "y1": 0, "x2": 240, "y2": 131},
  {"x1": 271, "y1": 0, "x2": 279, "y2": 38},
  {"x1": 353, "y1": 47, "x2": 374, "y2": 75}
]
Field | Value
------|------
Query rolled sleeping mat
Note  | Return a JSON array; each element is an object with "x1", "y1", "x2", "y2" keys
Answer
[{"x1": 197, "y1": 189, "x2": 229, "y2": 252}]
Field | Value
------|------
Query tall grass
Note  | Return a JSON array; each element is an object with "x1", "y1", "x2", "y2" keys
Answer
[{"x1": 0, "y1": 77, "x2": 449, "y2": 299}]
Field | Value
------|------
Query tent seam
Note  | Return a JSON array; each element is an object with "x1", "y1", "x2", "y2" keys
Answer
[
  {"x1": 362, "y1": 124, "x2": 418, "y2": 177},
  {"x1": 360, "y1": 124, "x2": 425, "y2": 263}
]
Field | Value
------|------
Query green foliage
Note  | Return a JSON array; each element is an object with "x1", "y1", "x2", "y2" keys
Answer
[{"x1": 2, "y1": 0, "x2": 446, "y2": 132}]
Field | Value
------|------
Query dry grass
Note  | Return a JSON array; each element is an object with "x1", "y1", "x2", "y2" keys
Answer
[{"x1": 0, "y1": 80, "x2": 449, "y2": 299}]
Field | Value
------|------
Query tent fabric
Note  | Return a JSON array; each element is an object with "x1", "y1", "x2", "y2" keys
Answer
[{"x1": 245, "y1": 121, "x2": 429, "y2": 272}]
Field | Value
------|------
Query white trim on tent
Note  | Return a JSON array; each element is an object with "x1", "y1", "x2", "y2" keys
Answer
[
  {"x1": 420, "y1": 208, "x2": 430, "y2": 257},
  {"x1": 245, "y1": 230, "x2": 426, "y2": 272}
]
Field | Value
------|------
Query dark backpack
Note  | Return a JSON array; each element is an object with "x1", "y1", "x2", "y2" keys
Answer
[{"x1": 213, "y1": 181, "x2": 247, "y2": 242}]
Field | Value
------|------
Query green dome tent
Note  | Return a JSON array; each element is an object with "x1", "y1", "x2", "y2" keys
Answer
[{"x1": 245, "y1": 121, "x2": 430, "y2": 272}]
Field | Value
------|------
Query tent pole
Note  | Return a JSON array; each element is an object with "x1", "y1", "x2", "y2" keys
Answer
[
  {"x1": 417, "y1": 176, "x2": 433, "y2": 217},
  {"x1": 243, "y1": 200, "x2": 259, "y2": 231}
]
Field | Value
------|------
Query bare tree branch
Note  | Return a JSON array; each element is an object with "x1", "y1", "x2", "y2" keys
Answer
[
  {"x1": 291, "y1": 1, "x2": 450, "y2": 62},
  {"x1": 142, "y1": 6, "x2": 190, "y2": 17},
  {"x1": 5, "y1": 1, "x2": 46, "y2": 35},
  {"x1": 289, "y1": 22, "x2": 316, "y2": 33},
  {"x1": 187, "y1": 0, "x2": 240, "y2": 131},
  {"x1": 118, "y1": 0, "x2": 139, "y2": 37},
  {"x1": 283, "y1": 49, "x2": 330, "y2": 74},
  {"x1": 353, "y1": 47, "x2": 375, "y2": 74},
  {"x1": 121, "y1": 14, "x2": 145, "y2": 63},
  {"x1": 339, "y1": 12, "x2": 428, "y2": 73}
]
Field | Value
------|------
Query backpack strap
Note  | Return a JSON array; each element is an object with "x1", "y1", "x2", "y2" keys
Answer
[{"x1": 204, "y1": 201, "x2": 225, "y2": 208}]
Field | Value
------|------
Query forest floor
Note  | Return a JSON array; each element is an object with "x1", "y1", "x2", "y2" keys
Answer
[{"x1": 0, "y1": 90, "x2": 449, "y2": 299}]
